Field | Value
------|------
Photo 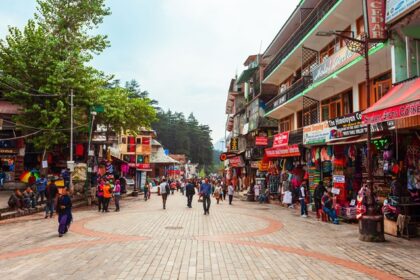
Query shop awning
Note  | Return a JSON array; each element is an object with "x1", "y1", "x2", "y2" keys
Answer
[
  {"x1": 362, "y1": 77, "x2": 420, "y2": 124},
  {"x1": 265, "y1": 144, "x2": 300, "y2": 158},
  {"x1": 236, "y1": 67, "x2": 258, "y2": 84}
]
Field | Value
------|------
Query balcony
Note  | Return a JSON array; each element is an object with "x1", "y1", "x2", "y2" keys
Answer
[
  {"x1": 265, "y1": 76, "x2": 313, "y2": 114},
  {"x1": 263, "y1": 0, "x2": 339, "y2": 80}
]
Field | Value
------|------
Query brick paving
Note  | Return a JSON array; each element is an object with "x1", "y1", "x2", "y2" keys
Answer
[{"x1": 0, "y1": 192, "x2": 419, "y2": 279}]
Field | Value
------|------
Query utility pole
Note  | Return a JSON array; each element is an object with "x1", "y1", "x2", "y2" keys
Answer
[{"x1": 69, "y1": 89, "x2": 74, "y2": 190}]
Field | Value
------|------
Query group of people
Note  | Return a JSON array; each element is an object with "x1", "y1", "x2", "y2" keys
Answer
[
  {"x1": 157, "y1": 177, "x2": 235, "y2": 215},
  {"x1": 95, "y1": 176, "x2": 121, "y2": 212}
]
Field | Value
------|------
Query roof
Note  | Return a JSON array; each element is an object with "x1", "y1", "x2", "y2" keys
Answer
[
  {"x1": 243, "y1": 55, "x2": 258, "y2": 66},
  {"x1": 151, "y1": 145, "x2": 179, "y2": 164},
  {"x1": 236, "y1": 66, "x2": 258, "y2": 84},
  {"x1": 0, "y1": 101, "x2": 21, "y2": 115}
]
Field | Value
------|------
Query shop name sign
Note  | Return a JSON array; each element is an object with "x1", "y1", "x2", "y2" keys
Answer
[
  {"x1": 386, "y1": 0, "x2": 420, "y2": 24},
  {"x1": 312, "y1": 46, "x2": 359, "y2": 82},
  {"x1": 303, "y1": 121, "x2": 332, "y2": 145},
  {"x1": 265, "y1": 144, "x2": 300, "y2": 158},
  {"x1": 363, "y1": 0, "x2": 387, "y2": 41},
  {"x1": 228, "y1": 156, "x2": 244, "y2": 167},
  {"x1": 363, "y1": 100, "x2": 420, "y2": 124},
  {"x1": 273, "y1": 132, "x2": 289, "y2": 147},
  {"x1": 137, "y1": 163, "x2": 151, "y2": 170},
  {"x1": 255, "y1": 136, "x2": 268, "y2": 146}
]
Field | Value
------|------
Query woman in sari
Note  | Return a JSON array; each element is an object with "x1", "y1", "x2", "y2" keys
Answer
[{"x1": 57, "y1": 187, "x2": 72, "y2": 237}]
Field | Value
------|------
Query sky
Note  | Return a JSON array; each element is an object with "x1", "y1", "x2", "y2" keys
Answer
[{"x1": 0, "y1": 0, "x2": 300, "y2": 147}]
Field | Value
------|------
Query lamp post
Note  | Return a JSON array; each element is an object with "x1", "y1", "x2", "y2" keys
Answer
[
  {"x1": 316, "y1": 31, "x2": 384, "y2": 242},
  {"x1": 84, "y1": 110, "x2": 97, "y2": 205}
]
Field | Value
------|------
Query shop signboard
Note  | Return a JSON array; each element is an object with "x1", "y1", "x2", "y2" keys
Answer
[
  {"x1": 137, "y1": 163, "x2": 151, "y2": 170},
  {"x1": 363, "y1": 0, "x2": 387, "y2": 41},
  {"x1": 363, "y1": 100, "x2": 420, "y2": 124},
  {"x1": 385, "y1": 0, "x2": 420, "y2": 24},
  {"x1": 265, "y1": 144, "x2": 300, "y2": 158},
  {"x1": 258, "y1": 161, "x2": 269, "y2": 171},
  {"x1": 229, "y1": 137, "x2": 239, "y2": 151},
  {"x1": 228, "y1": 156, "x2": 244, "y2": 168},
  {"x1": 312, "y1": 47, "x2": 359, "y2": 82},
  {"x1": 273, "y1": 132, "x2": 289, "y2": 147},
  {"x1": 255, "y1": 136, "x2": 268, "y2": 146},
  {"x1": 0, "y1": 148, "x2": 17, "y2": 154},
  {"x1": 303, "y1": 121, "x2": 332, "y2": 145},
  {"x1": 333, "y1": 175, "x2": 345, "y2": 183}
]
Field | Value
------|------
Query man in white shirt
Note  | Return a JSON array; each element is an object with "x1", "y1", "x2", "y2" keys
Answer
[
  {"x1": 159, "y1": 178, "x2": 169, "y2": 209},
  {"x1": 228, "y1": 183, "x2": 234, "y2": 205}
]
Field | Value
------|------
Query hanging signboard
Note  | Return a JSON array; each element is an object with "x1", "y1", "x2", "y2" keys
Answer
[
  {"x1": 255, "y1": 136, "x2": 268, "y2": 146},
  {"x1": 273, "y1": 132, "x2": 289, "y2": 147},
  {"x1": 363, "y1": 0, "x2": 388, "y2": 41},
  {"x1": 229, "y1": 137, "x2": 239, "y2": 151},
  {"x1": 265, "y1": 144, "x2": 300, "y2": 158},
  {"x1": 228, "y1": 156, "x2": 244, "y2": 168},
  {"x1": 386, "y1": 0, "x2": 420, "y2": 24},
  {"x1": 303, "y1": 121, "x2": 332, "y2": 145},
  {"x1": 250, "y1": 161, "x2": 260, "y2": 169}
]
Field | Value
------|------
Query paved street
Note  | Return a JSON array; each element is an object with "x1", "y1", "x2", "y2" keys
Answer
[{"x1": 0, "y1": 192, "x2": 419, "y2": 280}]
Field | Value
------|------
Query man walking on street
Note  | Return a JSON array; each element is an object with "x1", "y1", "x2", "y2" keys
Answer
[
  {"x1": 185, "y1": 179, "x2": 195, "y2": 208},
  {"x1": 45, "y1": 178, "x2": 58, "y2": 218},
  {"x1": 159, "y1": 178, "x2": 170, "y2": 209},
  {"x1": 200, "y1": 178, "x2": 212, "y2": 215},
  {"x1": 36, "y1": 174, "x2": 48, "y2": 205},
  {"x1": 228, "y1": 182, "x2": 234, "y2": 205}
]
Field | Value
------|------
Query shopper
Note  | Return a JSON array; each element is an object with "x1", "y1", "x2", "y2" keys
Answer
[
  {"x1": 185, "y1": 179, "x2": 195, "y2": 208},
  {"x1": 222, "y1": 181, "x2": 227, "y2": 201},
  {"x1": 114, "y1": 179, "x2": 121, "y2": 212},
  {"x1": 322, "y1": 189, "x2": 339, "y2": 224},
  {"x1": 102, "y1": 182, "x2": 112, "y2": 212},
  {"x1": 45, "y1": 179, "x2": 58, "y2": 218},
  {"x1": 23, "y1": 186, "x2": 36, "y2": 208},
  {"x1": 214, "y1": 183, "x2": 222, "y2": 204},
  {"x1": 314, "y1": 181, "x2": 327, "y2": 220},
  {"x1": 299, "y1": 180, "x2": 308, "y2": 218},
  {"x1": 159, "y1": 178, "x2": 170, "y2": 209},
  {"x1": 96, "y1": 181, "x2": 104, "y2": 212},
  {"x1": 57, "y1": 187, "x2": 72, "y2": 237},
  {"x1": 200, "y1": 179, "x2": 212, "y2": 215},
  {"x1": 143, "y1": 181, "x2": 149, "y2": 201},
  {"x1": 228, "y1": 182, "x2": 234, "y2": 205}
]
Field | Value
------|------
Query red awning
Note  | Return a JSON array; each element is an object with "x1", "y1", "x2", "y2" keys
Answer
[
  {"x1": 265, "y1": 144, "x2": 300, "y2": 158},
  {"x1": 362, "y1": 77, "x2": 420, "y2": 124}
]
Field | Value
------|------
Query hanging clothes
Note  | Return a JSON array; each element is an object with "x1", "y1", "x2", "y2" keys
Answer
[{"x1": 75, "y1": 144, "x2": 84, "y2": 157}]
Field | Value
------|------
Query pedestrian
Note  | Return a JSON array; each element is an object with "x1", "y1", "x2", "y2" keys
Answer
[
  {"x1": 180, "y1": 180, "x2": 185, "y2": 196},
  {"x1": 228, "y1": 182, "x2": 234, "y2": 205},
  {"x1": 8, "y1": 188, "x2": 23, "y2": 210},
  {"x1": 114, "y1": 179, "x2": 121, "y2": 212},
  {"x1": 214, "y1": 183, "x2": 222, "y2": 204},
  {"x1": 0, "y1": 169, "x2": 5, "y2": 189},
  {"x1": 185, "y1": 179, "x2": 195, "y2": 208},
  {"x1": 102, "y1": 182, "x2": 112, "y2": 212},
  {"x1": 61, "y1": 168, "x2": 70, "y2": 188},
  {"x1": 299, "y1": 180, "x2": 308, "y2": 218},
  {"x1": 159, "y1": 178, "x2": 170, "y2": 209},
  {"x1": 322, "y1": 189, "x2": 339, "y2": 224},
  {"x1": 222, "y1": 181, "x2": 227, "y2": 201},
  {"x1": 45, "y1": 179, "x2": 58, "y2": 218},
  {"x1": 144, "y1": 181, "x2": 149, "y2": 201},
  {"x1": 35, "y1": 174, "x2": 48, "y2": 205},
  {"x1": 254, "y1": 182, "x2": 260, "y2": 201},
  {"x1": 314, "y1": 181, "x2": 327, "y2": 220},
  {"x1": 96, "y1": 181, "x2": 104, "y2": 212},
  {"x1": 170, "y1": 180, "x2": 176, "y2": 195},
  {"x1": 200, "y1": 179, "x2": 212, "y2": 215},
  {"x1": 57, "y1": 187, "x2": 72, "y2": 237}
]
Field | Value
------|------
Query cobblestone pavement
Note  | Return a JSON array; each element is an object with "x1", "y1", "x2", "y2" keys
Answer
[{"x1": 0, "y1": 192, "x2": 419, "y2": 280}]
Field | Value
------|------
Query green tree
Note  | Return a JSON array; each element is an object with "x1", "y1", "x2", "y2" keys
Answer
[{"x1": 0, "y1": 0, "x2": 111, "y2": 152}]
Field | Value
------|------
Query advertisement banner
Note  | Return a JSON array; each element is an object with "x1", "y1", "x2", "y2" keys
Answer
[
  {"x1": 265, "y1": 144, "x2": 300, "y2": 158},
  {"x1": 273, "y1": 132, "x2": 289, "y2": 148},
  {"x1": 255, "y1": 136, "x2": 268, "y2": 146},
  {"x1": 363, "y1": 0, "x2": 387, "y2": 41},
  {"x1": 386, "y1": 0, "x2": 420, "y2": 24},
  {"x1": 303, "y1": 121, "x2": 332, "y2": 145},
  {"x1": 228, "y1": 156, "x2": 244, "y2": 168},
  {"x1": 250, "y1": 161, "x2": 260, "y2": 169}
]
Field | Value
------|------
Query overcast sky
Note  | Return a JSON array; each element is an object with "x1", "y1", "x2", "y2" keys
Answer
[{"x1": 0, "y1": 0, "x2": 299, "y2": 146}]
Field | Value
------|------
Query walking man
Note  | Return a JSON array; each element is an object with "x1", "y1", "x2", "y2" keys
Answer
[
  {"x1": 200, "y1": 178, "x2": 212, "y2": 215},
  {"x1": 35, "y1": 174, "x2": 48, "y2": 205},
  {"x1": 228, "y1": 182, "x2": 234, "y2": 205},
  {"x1": 299, "y1": 180, "x2": 308, "y2": 218},
  {"x1": 185, "y1": 179, "x2": 195, "y2": 208},
  {"x1": 159, "y1": 178, "x2": 170, "y2": 209},
  {"x1": 45, "y1": 178, "x2": 58, "y2": 218}
]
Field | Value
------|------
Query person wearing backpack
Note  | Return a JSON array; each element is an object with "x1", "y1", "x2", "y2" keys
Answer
[
  {"x1": 299, "y1": 180, "x2": 308, "y2": 217},
  {"x1": 185, "y1": 179, "x2": 196, "y2": 208}
]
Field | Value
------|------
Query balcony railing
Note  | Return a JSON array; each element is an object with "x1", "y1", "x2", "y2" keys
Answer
[
  {"x1": 263, "y1": 0, "x2": 339, "y2": 80},
  {"x1": 265, "y1": 76, "x2": 313, "y2": 113}
]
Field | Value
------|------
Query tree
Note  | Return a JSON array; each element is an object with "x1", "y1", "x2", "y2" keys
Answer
[
  {"x1": 0, "y1": 0, "x2": 110, "y2": 152},
  {"x1": 125, "y1": 79, "x2": 159, "y2": 109}
]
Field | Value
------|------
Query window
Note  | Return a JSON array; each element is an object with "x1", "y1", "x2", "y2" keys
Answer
[
  {"x1": 279, "y1": 115, "x2": 292, "y2": 132},
  {"x1": 359, "y1": 72, "x2": 391, "y2": 110},
  {"x1": 122, "y1": 137, "x2": 127, "y2": 144},
  {"x1": 321, "y1": 89, "x2": 352, "y2": 121},
  {"x1": 297, "y1": 110, "x2": 303, "y2": 128},
  {"x1": 127, "y1": 136, "x2": 136, "y2": 153},
  {"x1": 320, "y1": 40, "x2": 336, "y2": 63},
  {"x1": 136, "y1": 138, "x2": 142, "y2": 145},
  {"x1": 356, "y1": 16, "x2": 365, "y2": 36},
  {"x1": 303, "y1": 105, "x2": 319, "y2": 126}
]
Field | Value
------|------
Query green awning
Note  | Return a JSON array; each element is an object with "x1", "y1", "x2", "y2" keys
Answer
[{"x1": 236, "y1": 67, "x2": 258, "y2": 84}]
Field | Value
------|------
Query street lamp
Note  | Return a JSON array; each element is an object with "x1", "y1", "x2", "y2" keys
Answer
[
  {"x1": 316, "y1": 30, "x2": 384, "y2": 242},
  {"x1": 84, "y1": 110, "x2": 97, "y2": 205}
]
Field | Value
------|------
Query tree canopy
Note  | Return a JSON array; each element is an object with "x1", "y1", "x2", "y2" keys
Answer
[{"x1": 152, "y1": 111, "x2": 214, "y2": 169}]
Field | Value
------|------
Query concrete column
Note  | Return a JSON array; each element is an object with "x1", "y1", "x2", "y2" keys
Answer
[{"x1": 352, "y1": 83, "x2": 359, "y2": 112}]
